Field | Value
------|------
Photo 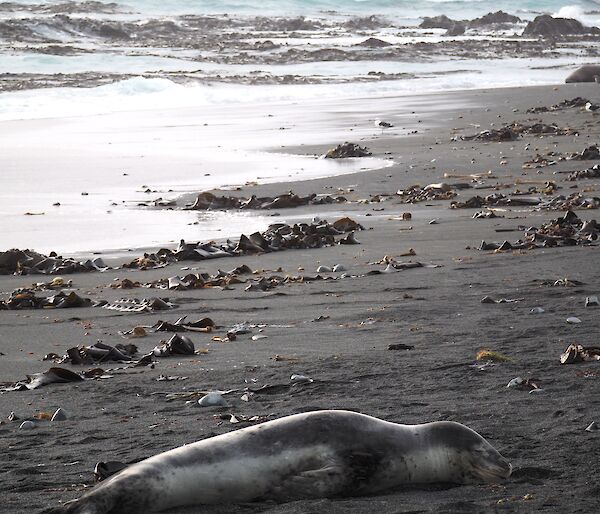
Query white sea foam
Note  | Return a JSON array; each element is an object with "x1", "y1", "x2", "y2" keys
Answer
[{"x1": 0, "y1": 56, "x2": 592, "y2": 122}]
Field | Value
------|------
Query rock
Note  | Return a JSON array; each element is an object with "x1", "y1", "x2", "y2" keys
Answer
[
  {"x1": 446, "y1": 24, "x2": 466, "y2": 36},
  {"x1": 316, "y1": 265, "x2": 332, "y2": 273},
  {"x1": 51, "y1": 408, "x2": 67, "y2": 421},
  {"x1": 420, "y1": 15, "x2": 459, "y2": 30},
  {"x1": 324, "y1": 142, "x2": 372, "y2": 159},
  {"x1": 356, "y1": 37, "x2": 392, "y2": 48},
  {"x1": 468, "y1": 11, "x2": 521, "y2": 27},
  {"x1": 586, "y1": 296, "x2": 600, "y2": 307},
  {"x1": 290, "y1": 374, "x2": 313, "y2": 384},
  {"x1": 566, "y1": 316, "x2": 582, "y2": 324},
  {"x1": 523, "y1": 15, "x2": 599, "y2": 37},
  {"x1": 19, "y1": 420, "x2": 36, "y2": 430},
  {"x1": 332, "y1": 264, "x2": 346, "y2": 272},
  {"x1": 530, "y1": 307, "x2": 545, "y2": 314},
  {"x1": 8, "y1": 411, "x2": 19, "y2": 421},
  {"x1": 198, "y1": 392, "x2": 227, "y2": 407}
]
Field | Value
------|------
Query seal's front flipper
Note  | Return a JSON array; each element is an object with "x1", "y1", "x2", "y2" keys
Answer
[{"x1": 267, "y1": 457, "x2": 348, "y2": 500}]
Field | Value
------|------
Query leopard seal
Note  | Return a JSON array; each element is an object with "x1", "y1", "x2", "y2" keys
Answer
[
  {"x1": 44, "y1": 410, "x2": 511, "y2": 513},
  {"x1": 565, "y1": 65, "x2": 600, "y2": 83}
]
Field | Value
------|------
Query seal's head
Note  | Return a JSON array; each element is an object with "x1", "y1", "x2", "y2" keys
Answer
[{"x1": 427, "y1": 421, "x2": 512, "y2": 484}]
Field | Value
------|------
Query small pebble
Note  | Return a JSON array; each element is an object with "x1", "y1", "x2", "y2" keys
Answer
[
  {"x1": 8, "y1": 411, "x2": 19, "y2": 421},
  {"x1": 251, "y1": 334, "x2": 268, "y2": 341},
  {"x1": 566, "y1": 317, "x2": 582, "y2": 324},
  {"x1": 290, "y1": 374, "x2": 313, "y2": 384},
  {"x1": 507, "y1": 377, "x2": 525, "y2": 389},
  {"x1": 316, "y1": 265, "x2": 332, "y2": 273},
  {"x1": 51, "y1": 408, "x2": 67, "y2": 422},
  {"x1": 19, "y1": 421, "x2": 36, "y2": 430},
  {"x1": 530, "y1": 307, "x2": 545, "y2": 314},
  {"x1": 332, "y1": 264, "x2": 346, "y2": 272},
  {"x1": 198, "y1": 392, "x2": 227, "y2": 407}
]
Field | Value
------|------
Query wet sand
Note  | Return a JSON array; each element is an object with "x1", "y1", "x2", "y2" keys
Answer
[{"x1": 2, "y1": 83, "x2": 600, "y2": 513}]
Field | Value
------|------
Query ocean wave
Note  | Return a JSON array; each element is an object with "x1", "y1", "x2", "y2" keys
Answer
[{"x1": 0, "y1": 57, "x2": 590, "y2": 121}]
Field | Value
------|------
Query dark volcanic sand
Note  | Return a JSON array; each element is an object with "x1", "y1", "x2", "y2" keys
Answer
[{"x1": 2, "y1": 83, "x2": 600, "y2": 513}]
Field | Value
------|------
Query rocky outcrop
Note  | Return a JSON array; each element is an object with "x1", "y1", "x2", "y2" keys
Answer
[{"x1": 523, "y1": 15, "x2": 600, "y2": 37}]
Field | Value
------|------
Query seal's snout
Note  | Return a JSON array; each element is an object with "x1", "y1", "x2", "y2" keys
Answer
[{"x1": 472, "y1": 450, "x2": 512, "y2": 483}]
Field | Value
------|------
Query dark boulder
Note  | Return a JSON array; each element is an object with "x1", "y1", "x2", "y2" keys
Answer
[{"x1": 523, "y1": 15, "x2": 599, "y2": 37}]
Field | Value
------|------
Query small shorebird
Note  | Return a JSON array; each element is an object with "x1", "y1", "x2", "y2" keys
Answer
[{"x1": 585, "y1": 101, "x2": 600, "y2": 113}]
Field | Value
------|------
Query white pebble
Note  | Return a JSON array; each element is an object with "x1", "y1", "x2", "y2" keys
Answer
[
  {"x1": 566, "y1": 317, "x2": 582, "y2": 324},
  {"x1": 198, "y1": 392, "x2": 228, "y2": 407},
  {"x1": 51, "y1": 408, "x2": 67, "y2": 422}
]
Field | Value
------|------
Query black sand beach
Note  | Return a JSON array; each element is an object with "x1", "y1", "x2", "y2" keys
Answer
[{"x1": 2, "y1": 83, "x2": 600, "y2": 513}]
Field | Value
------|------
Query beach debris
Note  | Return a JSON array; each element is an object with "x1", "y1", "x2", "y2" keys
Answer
[
  {"x1": 101, "y1": 297, "x2": 175, "y2": 313},
  {"x1": 324, "y1": 142, "x2": 371, "y2": 158},
  {"x1": 44, "y1": 342, "x2": 139, "y2": 365},
  {"x1": 19, "y1": 421, "x2": 36, "y2": 430},
  {"x1": 0, "y1": 248, "x2": 110, "y2": 275},
  {"x1": 396, "y1": 184, "x2": 456, "y2": 203},
  {"x1": 8, "y1": 412, "x2": 19, "y2": 421},
  {"x1": 534, "y1": 277, "x2": 584, "y2": 287},
  {"x1": 451, "y1": 193, "x2": 540, "y2": 209},
  {"x1": 476, "y1": 349, "x2": 511, "y2": 362},
  {"x1": 51, "y1": 408, "x2": 67, "y2": 422},
  {"x1": 156, "y1": 375, "x2": 188, "y2": 381},
  {"x1": 530, "y1": 307, "x2": 545, "y2": 314},
  {"x1": 566, "y1": 317, "x2": 582, "y2": 324},
  {"x1": 0, "y1": 289, "x2": 91, "y2": 310},
  {"x1": 338, "y1": 231, "x2": 360, "y2": 245},
  {"x1": 198, "y1": 392, "x2": 228, "y2": 407},
  {"x1": 507, "y1": 377, "x2": 540, "y2": 391},
  {"x1": 153, "y1": 334, "x2": 195, "y2": 357},
  {"x1": 568, "y1": 145, "x2": 600, "y2": 161},
  {"x1": 566, "y1": 165, "x2": 600, "y2": 181},
  {"x1": 477, "y1": 211, "x2": 600, "y2": 251},
  {"x1": 119, "y1": 326, "x2": 147, "y2": 338},
  {"x1": 586, "y1": 296, "x2": 600, "y2": 307},
  {"x1": 311, "y1": 315, "x2": 330, "y2": 322},
  {"x1": 560, "y1": 343, "x2": 600, "y2": 364},
  {"x1": 124, "y1": 218, "x2": 363, "y2": 269},
  {"x1": 151, "y1": 317, "x2": 215, "y2": 333},
  {"x1": 585, "y1": 422, "x2": 599, "y2": 432},
  {"x1": 527, "y1": 97, "x2": 588, "y2": 113},
  {"x1": 473, "y1": 210, "x2": 500, "y2": 219},
  {"x1": 455, "y1": 121, "x2": 578, "y2": 142},
  {"x1": 0, "y1": 367, "x2": 86, "y2": 392},
  {"x1": 110, "y1": 278, "x2": 140, "y2": 289},
  {"x1": 388, "y1": 343, "x2": 415, "y2": 351},
  {"x1": 481, "y1": 296, "x2": 523, "y2": 304},
  {"x1": 29, "y1": 276, "x2": 72, "y2": 290},
  {"x1": 186, "y1": 191, "x2": 346, "y2": 210},
  {"x1": 537, "y1": 192, "x2": 600, "y2": 210}
]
